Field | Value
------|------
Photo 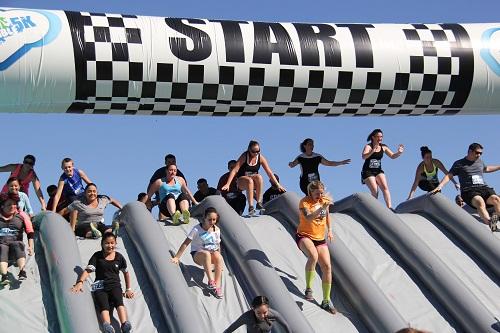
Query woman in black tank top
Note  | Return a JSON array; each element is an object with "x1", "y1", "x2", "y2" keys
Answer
[
  {"x1": 289, "y1": 138, "x2": 351, "y2": 195},
  {"x1": 361, "y1": 129, "x2": 404, "y2": 209},
  {"x1": 222, "y1": 140, "x2": 285, "y2": 216}
]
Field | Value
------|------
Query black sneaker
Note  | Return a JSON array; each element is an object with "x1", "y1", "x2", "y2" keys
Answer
[
  {"x1": 18, "y1": 269, "x2": 27, "y2": 280},
  {"x1": 490, "y1": 213, "x2": 498, "y2": 232},
  {"x1": 256, "y1": 202, "x2": 265, "y2": 212},
  {"x1": 248, "y1": 206, "x2": 256, "y2": 217},
  {"x1": 320, "y1": 300, "x2": 337, "y2": 314},
  {"x1": 304, "y1": 288, "x2": 314, "y2": 301},
  {"x1": 102, "y1": 322, "x2": 115, "y2": 333},
  {"x1": 1, "y1": 274, "x2": 9, "y2": 285},
  {"x1": 121, "y1": 321, "x2": 132, "y2": 333}
]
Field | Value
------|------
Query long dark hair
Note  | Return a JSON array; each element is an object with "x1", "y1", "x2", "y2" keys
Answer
[
  {"x1": 366, "y1": 129, "x2": 383, "y2": 142},
  {"x1": 101, "y1": 232, "x2": 117, "y2": 249},
  {"x1": 300, "y1": 138, "x2": 313, "y2": 153},
  {"x1": 251, "y1": 296, "x2": 272, "y2": 325}
]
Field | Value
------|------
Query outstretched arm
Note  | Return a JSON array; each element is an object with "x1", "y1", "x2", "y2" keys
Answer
[
  {"x1": 109, "y1": 197, "x2": 122, "y2": 209},
  {"x1": 32, "y1": 175, "x2": 46, "y2": 210},
  {"x1": 430, "y1": 173, "x2": 454, "y2": 194},
  {"x1": 70, "y1": 270, "x2": 90, "y2": 293},
  {"x1": 0, "y1": 164, "x2": 16, "y2": 173},
  {"x1": 485, "y1": 165, "x2": 500, "y2": 173},
  {"x1": 288, "y1": 157, "x2": 299, "y2": 168},
  {"x1": 78, "y1": 169, "x2": 92, "y2": 185},
  {"x1": 171, "y1": 238, "x2": 192, "y2": 264},
  {"x1": 407, "y1": 164, "x2": 423, "y2": 200},
  {"x1": 321, "y1": 156, "x2": 351, "y2": 167},
  {"x1": 261, "y1": 155, "x2": 285, "y2": 192},
  {"x1": 221, "y1": 155, "x2": 244, "y2": 191},
  {"x1": 180, "y1": 178, "x2": 198, "y2": 205},
  {"x1": 384, "y1": 144, "x2": 404, "y2": 159},
  {"x1": 435, "y1": 159, "x2": 459, "y2": 189},
  {"x1": 51, "y1": 180, "x2": 65, "y2": 212}
]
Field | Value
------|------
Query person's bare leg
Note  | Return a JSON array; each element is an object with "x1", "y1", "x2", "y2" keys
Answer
[{"x1": 376, "y1": 174, "x2": 392, "y2": 208}]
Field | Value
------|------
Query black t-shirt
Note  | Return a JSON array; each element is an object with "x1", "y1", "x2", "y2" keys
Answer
[
  {"x1": 149, "y1": 167, "x2": 186, "y2": 184},
  {"x1": 297, "y1": 153, "x2": 323, "y2": 182},
  {"x1": 194, "y1": 187, "x2": 220, "y2": 202},
  {"x1": 86, "y1": 251, "x2": 127, "y2": 291},
  {"x1": 263, "y1": 187, "x2": 284, "y2": 204}
]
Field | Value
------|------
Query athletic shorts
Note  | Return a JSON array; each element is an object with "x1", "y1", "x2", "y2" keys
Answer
[
  {"x1": 75, "y1": 222, "x2": 108, "y2": 238},
  {"x1": 418, "y1": 179, "x2": 439, "y2": 192},
  {"x1": 159, "y1": 192, "x2": 188, "y2": 217},
  {"x1": 295, "y1": 234, "x2": 326, "y2": 249},
  {"x1": 190, "y1": 249, "x2": 220, "y2": 261},
  {"x1": 93, "y1": 287, "x2": 124, "y2": 312},
  {"x1": 0, "y1": 240, "x2": 25, "y2": 262},
  {"x1": 361, "y1": 169, "x2": 384, "y2": 184},
  {"x1": 461, "y1": 187, "x2": 496, "y2": 209}
]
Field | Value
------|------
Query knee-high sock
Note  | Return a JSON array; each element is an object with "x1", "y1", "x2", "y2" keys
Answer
[
  {"x1": 322, "y1": 282, "x2": 332, "y2": 301},
  {"x1": 305, "y1": 270, "x2": 315, "y2": 289}
]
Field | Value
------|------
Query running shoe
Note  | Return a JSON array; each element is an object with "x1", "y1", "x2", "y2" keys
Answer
[
  {"x1": 121, "y1": 321, "x2": 132, "y2": 333},
  {"x1": 1, "y1": 274, "x2": 9, "y2": 285},
  {"x1": 102, "y1": 322, "x2": 115, "y2": 333},
  {"x1": 112, "y1": 220, "x2": 120, "y2": 236},
  {"x1": 256, "y1": 202, "x2": 265, "y2": 214},
  {"x1": 182, "y1": 210, "x2": 190, "y2": 224},
  {"x1": 248, "y1": 206, "x2": 256, "y2": 217},
  {"x1": 90, "y1": 222, "x2": 102, "y2": 238},
  {"x1": 207, "y1": 280, "x2": 216, "y2": 290},
  {"x1": 490, "y1": 213, "x2": 499, "y2": 232},
  {"x1": 304, "y1": 288, "x2": 314, "y2": 301},
  {"x1": 320, "y1": 300, "x2": 337, "y2": 314},
  {"x1": 172, "y1": 211, "x2": 182, "y2": 225},
  {"x1": 18, "y1": 269, "x2": 27, "y2": 281},
  {"x1": 214, "y1": 287, "x2": 223, "y2": 299}
]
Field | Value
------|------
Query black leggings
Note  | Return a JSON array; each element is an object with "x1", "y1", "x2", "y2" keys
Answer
[
  {"x1": 159, "y1": 192, "x2": 188, "y2": 217},
  {"x1": 0, "y1": 241, "x2": 25, "y2": 262},
  {"x1": 93, "y1": 287, "x2": 124, "y2": 312}
]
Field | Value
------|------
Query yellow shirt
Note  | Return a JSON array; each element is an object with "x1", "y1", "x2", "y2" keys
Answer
[{"x1": 297, "y1": 196, "x2": 329, "y2": 241}]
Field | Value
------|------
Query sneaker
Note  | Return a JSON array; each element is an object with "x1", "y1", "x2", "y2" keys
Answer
[
  {"x1": 304, "y1": 288, "x2": 314, "y2": 301},
  {"x1": 90, "y1": 222, "x2": 102, "y2": 238},
  {"x1": 182, "y1": 210, "x2": 190, "y2": 224},
  {"x1": 172, "y1": 211, "x2": 181, "y2": 225},
  {"x1": 1, "y1": 274, "x2": 9, "y2": 285},
  {"x1": 320, "y1": 300, "x2": 337, "y2": 314},
  {"x1": 490, "y1": 213, "x2": 499, "y2": 232},
  {"x1": 112, "y1": 220, "x2": 120, "y2": 236},
  {"x1": 256, "y1": 202, "x2": 265, "y2": 212},
  {"x1": 248, "y1": 206, "x2": 256, "y2": 217},
  {"x1": 214, "y1": 287, "x2": 223, "y2": 299},
  {"x1": 207, "y1": 280, "x2": 216, "y2": 290},
  {"x1": 121, "y1": 321, "x2": 132, "y2": 333},
  {"x1": 18, "y1": 269, "x2": 27, "y2": 280},
  {"x1": 102, "y1": 322, "x2": 115, "y2": 333}
]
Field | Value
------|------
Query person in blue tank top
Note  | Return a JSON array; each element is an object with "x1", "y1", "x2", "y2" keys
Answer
[
  {"x1": 407, "y1": 146, "x2": 459, "y2": 200},
  {"x1": 146, "y1": 163, "x2": 198, "y2": 224},
  {"x1": 51, "y1": 158, "x2": 92, "y2": 214},
  {"x1": 221, "y1": 140, "x2": 285, "y2": 216},
  {"x1": 361, "y1": 129, "x2": 404, "y2": 209}
]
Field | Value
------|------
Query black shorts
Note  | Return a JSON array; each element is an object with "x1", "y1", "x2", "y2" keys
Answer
[
  {"x1": 93, "y1": 287, "x2": 124, "y2": 312},
  {"x1": 75, "y1": 222, "x2": 108, "y2": 238},
  {"x1": 159, "y1": 192, "x2": 188, "y2": 217},
  {"x1": 461, "y1": 187, "x2": 496, "y2": 208},
  {"x1": 418, "y1": 179, "x2": 439, "y2": 192},
  {"x1": 0, "y1": 240, "x2": 25, "y2": 262},
  {"x1": 299, "y1": 175, "x2": 320, "y2": 195},
  {"x1": 361, "y1": 169, "x2": 384, "y2": 184},
  {"x1": 295, "y1": 234, "x2": 326, "y2": 248}
]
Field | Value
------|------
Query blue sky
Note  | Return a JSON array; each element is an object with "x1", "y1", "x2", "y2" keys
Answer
[{"x1": 1, "y1": 0, "x2": 499, "y2": 221}]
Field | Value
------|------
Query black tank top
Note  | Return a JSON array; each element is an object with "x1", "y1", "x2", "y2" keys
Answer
[
  {"x1": 362, "y1": 144, "x2": 385, "y2": 172},
  {"x1": 297, "y1": 153, "x2": 323, "y2": 182},
  {"x1": 236, "y1": 152, "x2": 261, "y2": 178}
]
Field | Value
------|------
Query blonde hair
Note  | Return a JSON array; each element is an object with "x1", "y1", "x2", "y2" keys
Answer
[{"x1": 307, "y1": 180, "x2": 325, "y2": 196}]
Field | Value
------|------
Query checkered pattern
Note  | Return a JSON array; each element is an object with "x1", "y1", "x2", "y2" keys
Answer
[{"x1": 65, "y1": 14, "x2": 473, "y2": 116}]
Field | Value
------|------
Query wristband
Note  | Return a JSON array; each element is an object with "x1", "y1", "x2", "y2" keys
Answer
[{"x1": 126, "y1": 288, "x2": 132, "y2": 291}]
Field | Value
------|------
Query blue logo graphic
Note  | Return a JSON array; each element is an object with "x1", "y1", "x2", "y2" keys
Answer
[
  {"x1": 481, "y1": 27, "x2": 500, "y2": 76},
  {"x1": 0, "y1": 9, "x2": 61, "y2": 71}
]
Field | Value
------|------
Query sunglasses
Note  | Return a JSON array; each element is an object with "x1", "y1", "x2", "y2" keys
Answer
[
  {"x1": 474, "y1": 151, "x2": 483, "y2": 155},
  {"x1": 23, "y1": 160, "x2": 35, "y2": 166},
  {"x1": 251, "y1": 149, "x2": 260, "y2": 154}
]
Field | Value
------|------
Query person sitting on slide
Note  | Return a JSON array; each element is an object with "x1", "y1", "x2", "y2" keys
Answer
[
  {"x1": 431, "y1": 142, "x2": 500, "y2": 231},
  {"x1": 71, "y1": 232, "x2": 133, "y2": 333},
  {"x1": 407, "y1": 146, "x2": 459, "y2": 199},
  {"x1": 289, "y1": 138, "x2": 351, "y2": 195},
  {"x1": 171, "y1": 207, "x2": 224, "y2": 299},
  {"x1": 0, "y1": 192, "x2": 34, "y2": 285},
  {"x1": 262, "y1": 174, "x2": 286, "y2": 205},
  {"x1": 67, "y1": 183, "x2": 122, "y2": 238},
  {"x1": 51, "y1": 157, "x2": 92, "y2": 213},
  {"x1": 6, "y1": 177, "x2": 34, "y2": 217},
  {"x1": 46, "y1": 184, "x2": 70, "y2": 221},
  {"x1": 193, "y1": 178, "x2": 220, "y2": 203},
  {"x1": 147, "y1": 163, "x2": 198, "y2": 225},
  {"x1": 217, "y1": 160, "x2": 246, "y2": 215},
  {"x1": 221, "y1": 140, "x2": 285, "y2": 216},
  {"x1": 297, "y1": 180, "x2": 336, "y2": 314},
  {"x1": 224, "y1": 295, "x2": 291, "y2": 333},
  {"x1": 0, "y1": 154, "x2": 46, "y2": 210}
]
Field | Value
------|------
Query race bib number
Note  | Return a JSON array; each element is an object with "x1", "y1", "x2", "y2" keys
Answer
[
  {"x1": 91, "y1": 280, "x2": 104, "y2": 292},
  {"x1": 471, "y1": 175, "x2": 484, "y2": 185},
  {"x1": 369, "y1": 159, "x2": 381, "y2": 169},
  {"x1": 245, "y1": 171, "x2": 256, "y2": 177},
  {"x1": 307, "y1": 173, "x2": 319, "y2": 182},
  {"x1": 226, "y1": 192, "x2": 237, "y2": 199}
]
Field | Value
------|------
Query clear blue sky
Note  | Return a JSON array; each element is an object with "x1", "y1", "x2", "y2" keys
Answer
[{"x1": 1, "y1": 0, "x2": 500, "y2": 222}]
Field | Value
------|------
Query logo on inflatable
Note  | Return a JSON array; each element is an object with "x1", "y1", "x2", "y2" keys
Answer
[
  {"x1": 0, "y1": 9, "x2": 61, "y2": 71},
  {"x1": 480, "y1": 28, "x2": 500, "y2": 76}
]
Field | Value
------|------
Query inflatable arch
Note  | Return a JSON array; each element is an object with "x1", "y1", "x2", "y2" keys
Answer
[{"x1": 1, "y1": 7, "x2": 500, "y2": 116}]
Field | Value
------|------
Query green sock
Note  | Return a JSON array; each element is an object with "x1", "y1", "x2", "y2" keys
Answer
[
  {"x1": 305, "y1": 270, "x2": 315, "y2": 289},
  {"x1": 322, "y1": 282, "x2": 332, "y2": 301}
]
